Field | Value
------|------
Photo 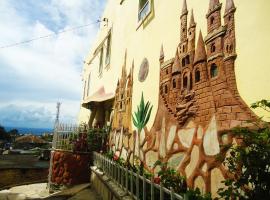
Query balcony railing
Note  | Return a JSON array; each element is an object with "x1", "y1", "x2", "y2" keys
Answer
[
  {"x1": 52, "y1": 124, "x2": 79, "y2": 151},
  {"x1": 93, "y1": 152, "x2": 188, "y2": 200}
]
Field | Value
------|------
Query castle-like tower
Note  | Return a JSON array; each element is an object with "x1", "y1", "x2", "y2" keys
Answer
[
  {"x1": 112, "y1": 51, "x2": 134, "y2": 132},
  {"x1": 159, "y1": 0, "x2": 257, "y2": 129}
]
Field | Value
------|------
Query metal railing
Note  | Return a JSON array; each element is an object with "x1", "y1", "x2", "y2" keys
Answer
[
  {"x1": 93, "y1": 152, "x2": 188, "y2": 200},
  {"x1": 52, "y1": 124, "x2": 79, "y2": 150}
]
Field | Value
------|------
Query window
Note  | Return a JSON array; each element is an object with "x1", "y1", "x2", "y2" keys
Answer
[
  {"x1": 183, "y1": 75, "x2": 188, "y2": 89},
  {"x1": 182, "y1": 58, "x2": 185, "y2": 67},
  {"x1": 138, "y1": 0, "x2": 151, "y2": 21},
  {"x1": 99, "y1": 47, "x2": 104, "y2": 76},
  {"x1": 186, "y1": 55, "x2": 190, "y2": 65},
  {"x1": 211, "y1": 43, "x2": 216, "y2": 53},
  {"x1": 166, "y1": 69, "x2": 169, "y2": 74},
  {"x1": 190, "y1": 75, "x2": 193, "y2": 90},
  {"x1": 210, "y1": 16, "x2": 214, "y2": 25},
  {"x1": 105, "y1": 33, "x2": 111, "y2": 66},
  {"x1": 173, "y1": 79, "x2": 176, "y2": 88},
  {"x1": 195, "y1": 70, "x2": 200, "y2": 83},
  {"x1": 164, "y1": 85, "x2": 168, "y2": 94},
  {"x1": 87, "y1": 73, "x2": 91, "y2": 96},
  {"x1": 210, "y1": 64, "x2": 218, "y2": 78}
]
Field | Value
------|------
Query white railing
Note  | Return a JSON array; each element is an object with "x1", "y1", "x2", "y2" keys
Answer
[
  {"x1": 93, "y1": 152, "x2": 188, "y2": 200},
  {"x1": 52, "y1": 124, "x2": 79, "y2": 151}
]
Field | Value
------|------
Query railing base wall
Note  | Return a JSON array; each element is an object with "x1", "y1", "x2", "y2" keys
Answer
[{"x1": 91, "y1": 166, "x2": 133, "y2": 200}]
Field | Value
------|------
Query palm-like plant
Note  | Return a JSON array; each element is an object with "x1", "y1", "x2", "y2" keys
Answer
[{"x1": 132, "y1": 93, "x2": 153, "y2": 163}]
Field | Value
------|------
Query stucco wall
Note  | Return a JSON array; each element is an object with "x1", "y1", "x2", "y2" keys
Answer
[{"x1": 78, "y1": 0, "x2": 270, "y2": 125}]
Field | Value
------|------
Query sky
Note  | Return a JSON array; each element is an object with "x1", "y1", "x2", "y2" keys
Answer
[{"x1": 0, "y1": 0, "x2": 107, "y2": 129}]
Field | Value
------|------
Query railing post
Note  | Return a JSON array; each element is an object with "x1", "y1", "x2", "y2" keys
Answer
[
  {"x1": 170, "y1": 187, "x2": 175, "y2": 200},
  {"x1": 125, "y1": 168, "x2": 128, "y2": 193},
  {"x1": 121, "y1": 166, "x2": 124, "y2": 188},
  {"x1": 151, "y1": 177, "x2": 154, "y2": 200},
  {"x1": 160, "y1": 182, "x2": 164, "y2": 200},
  {"x1": 143, "y1": 175, "x2": 146, "y2": 200},
  {"x1": 131, "y1": 171, "x2": 134, "y2": 196},
  {"x1": 136, "y1": 172, "x2": 139, "y2": 200}
]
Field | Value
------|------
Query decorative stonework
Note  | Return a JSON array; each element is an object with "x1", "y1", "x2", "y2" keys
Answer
[
  {"x1": 109, "y1": 0, "x2": 259, "y2": 196},
  {"x1": 138, "y1": 58, "x2": 149, "y2": 82}
]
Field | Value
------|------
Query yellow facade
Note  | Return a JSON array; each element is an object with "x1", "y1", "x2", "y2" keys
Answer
[{"x1": 78, "y1": 0, "x2": 270, "y2": 127}]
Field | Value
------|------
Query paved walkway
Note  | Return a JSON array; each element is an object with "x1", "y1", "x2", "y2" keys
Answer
[{"x1": 0, "y1": 183, "x2": 102, "y2": 200}]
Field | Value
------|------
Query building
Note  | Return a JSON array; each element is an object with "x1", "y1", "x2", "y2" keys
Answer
[{"x1": 79, "y1": 0, "x2": 269, "y2": 197}]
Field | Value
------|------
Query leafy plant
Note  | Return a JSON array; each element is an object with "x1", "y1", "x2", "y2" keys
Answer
[
  {"x1": 154, "y1": 160, "x2": 187, "y2": 194},
  {"x1": 132, "y1": 92, "x2": 153, "y2": 133},
  {"x1": 218, "y1": 100, "x2": 270, "y2": 200},
  {"x1": 186, "y1": 188, "x2": 212, "y2": 200}
]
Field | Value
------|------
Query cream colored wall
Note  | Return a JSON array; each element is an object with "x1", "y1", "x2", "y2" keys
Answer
[{"x1": 78, "y1": 0, "x2": 270, "y2": 125}]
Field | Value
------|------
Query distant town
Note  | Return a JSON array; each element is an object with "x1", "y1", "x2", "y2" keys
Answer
[{"x1": 0, "y1": 125, "x2": 53, "y2": 157}]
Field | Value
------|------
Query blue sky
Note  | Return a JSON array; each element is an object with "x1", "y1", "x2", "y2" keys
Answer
[{"x1": 0, "y1": 0, "x2": 107, "y2": 128}]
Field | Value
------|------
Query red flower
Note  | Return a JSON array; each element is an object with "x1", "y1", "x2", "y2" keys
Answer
[
  {"x1": 153, "y1": 177, "x2": 161, "y2": 184},
  {"x1": 113, "y1": 155, "x2": 119, "y2": 161}
]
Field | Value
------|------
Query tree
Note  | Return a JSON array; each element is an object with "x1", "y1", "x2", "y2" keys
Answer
[
  {"x1": 218, "y1": 100, "x2": 270, "y2": 200},
  {"x1": 132, "y1": 93, "x2": 153, "y2": 164}
]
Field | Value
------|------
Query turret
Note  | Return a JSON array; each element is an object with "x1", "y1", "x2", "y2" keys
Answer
[
  {"x1": 194, "y1": 31, "x2": 207, "y2": 65},
  {"x1": 188, "y1": 9, "x2": 196, "y2": 60},
  {"x1": 206, "y1": 0, "x2": 222, "y2": 33},
  {"x1": 224, "y1": 0, "x2": 236, "y2": 58},
  {"x1": 180, "y1": 0, "x2": 188, "y2": 43},
  {"x1": 159, "y1": 44, "x2": 165, "y2": 64}
]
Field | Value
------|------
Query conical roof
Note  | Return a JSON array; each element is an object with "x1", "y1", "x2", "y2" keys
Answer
[
  {"x1": 181, "y1": 0, "x2": 188, "y2": 15},
  {"x1": 189, "y1": 9, "x2": 196, "y2": 28},
  {"x1": 225, "y1": 0, "x2": 236, "y2": 14},
  {"x1": 209, "y1": 0, "x2": 220, "y2": 11},
  {"x1": 160, "y1": 44, "x2": 164, "y2": 60},
  {"x1": 194, "y1": 31, "x2": 207, "y2": 64},
  {"x1": 172, "y1": 52, "x2": 181, "y2": 73}
]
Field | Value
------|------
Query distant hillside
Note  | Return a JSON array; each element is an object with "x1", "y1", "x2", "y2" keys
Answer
[{"x1": 5, "y1": 127, "x2": 53, "y2": 135}]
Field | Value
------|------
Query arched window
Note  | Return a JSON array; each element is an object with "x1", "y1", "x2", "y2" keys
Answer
[
  {"x1": 166, "y1": 69, "x2": 168, "y2": 74},
  {"x1": 190, "y1": 75, "x2": 193, "y2": 90},
  {"x1": 173, "y1": 79, "x2": 176, "y2": 88},
  {"x1": 226, "y1": 45, "x2": 229, "y2": 53},
  {"x1": 183, "y1": 45, "x2": 185, "y2": 52},
  {"x1": 210, "y1": 16, "x2": 214, "y2": 25},
  {"x1": 186, "y1": 55, "x2": 190, "y2": 65},
  {"x1": 210, "y1": 64, "x2": 218, "y2": 78},
  {"x1": 195, "y1": 69, "x2": 201, "y2": 83},
  {"x1": 183, "y1": 75, "x2": 188, "y2": 89},
  {"x1": 165, "y1": 85, "x2": 168, "y2": 94},
  {"x1": 211, "y1": 43, "x2": 216, "y2": 53},
  {"x1": 182, "y1": 58, "x2": 185, "y2": 67}
]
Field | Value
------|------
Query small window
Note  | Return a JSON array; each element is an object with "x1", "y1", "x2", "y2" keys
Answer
[
  {"x1": 186, "y1": 55, "x2": 190, "y2": 65},
  {"x1": 166, "y1": 69, "x2": 169, "y2": 74},
  {"x1": 195, "y1": 70, "x2": 200, "y2": 83},
  {"x1": 87, "y1": 73, "x2": 91, "y2": 96},
  {"x1": 183, "y1": 76, "x2": 188, "y2": 89},
  {"x1": 210, "y1": 16, "x2": 214, "y2": 25},
  {"x1": 210, "y1": 64, "x2": 218, "y2": 78},
  {"x1": 182, "y1": 58, "x2": 185, "y2": 67},
  {"x1": 211, "y1": 43, "x2": 216, "y2": 53},
  {"x1": 160, "y1": 86, "x2": 163, "y2": 95},
  {"x1": 173, "y1": 79, "x2": 176, "y2": 88},
  {"x1": 99, "y1": 47, "x2": 104, "y2": 76},
  {"x1": 226, "y1": 45, "x2": 229, "y2": 53},
  {"x1": 138, "y1": 0, "x2": 151, "y2": 21},
  {"x1": 105, "y1": 33, "x2": 111, "y2": 66},
  {"x1": 164, "y1": 85, "x2": 168, "y2": 94},
  {"x1": 228, "y1": 15, "x2": 231, "y2": 21},
  {"x1": 183, "y1": 28, "x2": 185, "y2": 33},
  {"x1": 190, "y1": 75, "x2": 193, "y2": 90}
]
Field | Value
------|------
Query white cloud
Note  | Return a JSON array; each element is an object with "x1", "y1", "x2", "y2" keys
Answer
[{"x1": 0, "y1": 0, "x2": 107, "y2": 128}]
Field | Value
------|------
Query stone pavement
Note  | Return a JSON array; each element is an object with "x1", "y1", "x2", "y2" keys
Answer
[{"x1": 0, "y1": 183, "x2": 102, "y2": 200}]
